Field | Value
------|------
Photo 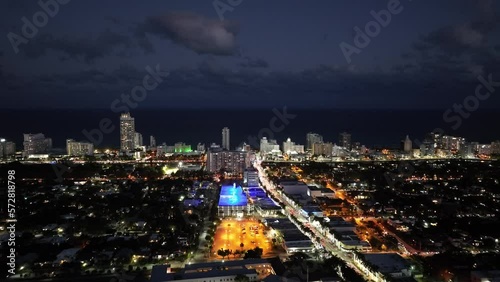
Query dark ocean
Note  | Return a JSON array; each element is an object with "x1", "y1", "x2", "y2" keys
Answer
[{"x1": 1, "y1": 109, "x2": 499, "y2": 149}]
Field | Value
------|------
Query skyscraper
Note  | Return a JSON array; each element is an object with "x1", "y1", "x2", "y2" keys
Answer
[
  {"x1": 134, "y1": 132, "x2": 143, "y2": 147},
  {"x1": 306, "y1": 132, "x2": 323, "y2": 151},
  {"x1": 222, "y1": 127, "x2": 230, "y2": 150},
  {"x1": 120, "y1": 113, "x2": 135, "y2": 152},
  {"x1": 207, "y1": 149, "x2": 246, "y2": 175},
  {"x1": 23, "y1": 133, "x2": 52, "y2": 157},
  {"x1": 339, "y1": 132, "x2": 352, "y2": 150},
  {"x1": 0, "y1": 138, "x2": 16, "y2": 158},
  {"x1": 150, "y1": 135, "x2": 156, "y2": 148},
  {"x1": 403, "y1": 135, "x2": 412, "y2": 153}
]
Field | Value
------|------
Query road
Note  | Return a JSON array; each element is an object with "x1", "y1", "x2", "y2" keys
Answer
[{"x1": 254, "y1": 159, "x2": 376, "y2": 282}]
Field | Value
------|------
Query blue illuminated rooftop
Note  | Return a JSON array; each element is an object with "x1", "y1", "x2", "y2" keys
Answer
[{"x1": 218, "y1": 184, "x2": 247, "y2": 206}]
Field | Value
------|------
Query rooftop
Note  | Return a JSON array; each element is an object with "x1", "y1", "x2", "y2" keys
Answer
[
  {"x1": 362, "y1": 253, "x2": 411, "y2": 274},
  {"x1": 218, "y1": 185, "x2": 247, "y2": 206},
  {"x1": 151, "y1": 259, "x2": 272, "y2": 282}
]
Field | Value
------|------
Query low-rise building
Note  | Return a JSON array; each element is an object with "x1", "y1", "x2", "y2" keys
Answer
[
  {"x1": 354, "y1": 253, "x2": 413, "y2": 281},
  {"x1": 150, "y1": 259, "x2": 276, "y2": 282}
]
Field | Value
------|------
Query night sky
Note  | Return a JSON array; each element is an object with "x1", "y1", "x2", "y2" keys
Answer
[{"x1": 1, "y1": 0, "x2": 500, "y2": 109}]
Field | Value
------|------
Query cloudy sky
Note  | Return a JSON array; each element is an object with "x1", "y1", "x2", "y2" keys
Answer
[{"x1": 1, "y1": 0, "x2": 500, "y2": 109}]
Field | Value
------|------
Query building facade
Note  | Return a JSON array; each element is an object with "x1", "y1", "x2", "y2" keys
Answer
[
  {"x1": 312, "y1": 142, "x2": 334, "y2": 156},
  {"x1": 134, "y1": 132, "x2": 143, "y2": 148},
  {"x1": 23, "y1": 133, "x2": 52, "y2": 157},
  {"x1": 222, "y1": 127, "x2": 230, "y2": 150},
  {"x1": 0, "y1": 139, "x2": 16, "y2": 158},
  {"x1": 306, "y1": 132, "x2": 323, "y2": 151},
  {"x1": 283, "y1": 138, "x2": 305, "y2": 154},
  {"x1": 339, "y1": 132, "x2": 352, "y2": 150},
  {"x1": 244, "y1": 168, "x2": 259, "y2": 187},
  {"x1": 120, "y1": 113, "x2": 135, "y2": 152},
  {"x1": 150, "y1": 135, "x2": 156, "y2": 148},
  {"x1": 403, "y1": 135, "x2": 412, "y2": 153},
  {"x1": 260, "y1": 137, "x2": 280, "y2": 154},
  {"x1": 207, "y1": 149, "x2": 247, "y2": 175},
  {"x1": 66, "y1": 139, "x2": 94, "y2": 156}
]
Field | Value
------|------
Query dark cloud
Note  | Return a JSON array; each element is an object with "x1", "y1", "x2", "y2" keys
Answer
[
  {"x1": 21, "y1": 30, "x2": 134, "y2": 63},
  {"x1": 400, "y1": 0, "x2": 500, "y2": 80},
  {"x1": 136, "y1": 11, "x2": 239, "y2": 56},
  {"x1": 106, "y1": 16, "x2": 122, "y2": 25},
  {"x1": 238, "y1": 57, "x2": 269, "y2": 68},
  {"x1": 19, "y1": 28, "x2": 158, "y2": 63},
  {"x1": 3, "y1": 59, "x2": 498, "y2": 109}
]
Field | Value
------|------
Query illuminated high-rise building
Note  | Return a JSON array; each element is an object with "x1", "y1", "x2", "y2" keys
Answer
[
  {"x1": 207, "y1": 149, "x2": 246, "y2": 175},
  {"x1": 222, "y1": 127, "x2": 230, "y2": 150},
  {"x1": 306, "y1": 132, "x2": 323, "y2": 151},
  {"x1": 150, "y1": 135, "x2": 156, "y2": 148},
  {"x1": 0, "y1": 138, "x2": 16, "y2": 158},
  {"x1": 120, "y1": 112, "x2": 135, "y2": 152},
  {"x1": 441, "y1": 135, "x2": 465, "y2": 152},
  {"x1": 134, "y1": 132, "x2": 143, "y2": 148},
  {"x1": 339, "y1": 132, "x2": 352, "y2": 150},
  {"x1": 23, "y1": 133, "x2": 52, "y2": 157},
  {"x1": 491, "y1": 140, "x2": 500, "y2": 155},
  {"x1": 403, "y1": 135, "x2": 412, "y2": 153},
  {"x1": 66, "y1": 139, "x2": 94, "y2": 156},
  {"x1": 197, "y1": 143, "x2": 206, "y2": 152},
  {"x1": 312, "y1": 142, "x2": 333, "y2": 156}
]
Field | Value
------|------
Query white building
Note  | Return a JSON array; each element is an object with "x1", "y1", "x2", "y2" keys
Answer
[
  {"x1": 66, "y1": 139, "x2": 94, "y2": 156},
  {"x1": 134, "y1": 132, "x2": 143, "y2": 148},
  {"x1": 282, "y1": 138, "x2": 305, "y2": 154},
  {"x1": 120, "y1": 112, "x2": 135, "y2": 152},
  {"x1": 222, "y1": 127, "x2": 230, "y2": 150},
  {"x1": 260, "y1": 137, "x2": 280, "y2": 154}
]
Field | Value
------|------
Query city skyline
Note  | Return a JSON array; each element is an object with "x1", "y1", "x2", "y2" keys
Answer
[
  {"x1": 2, "y1": 110, "x2": 500, "y2": 152},
  {"x1": 2, "y1": 2, "x2": 500, "y2": 280}
]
